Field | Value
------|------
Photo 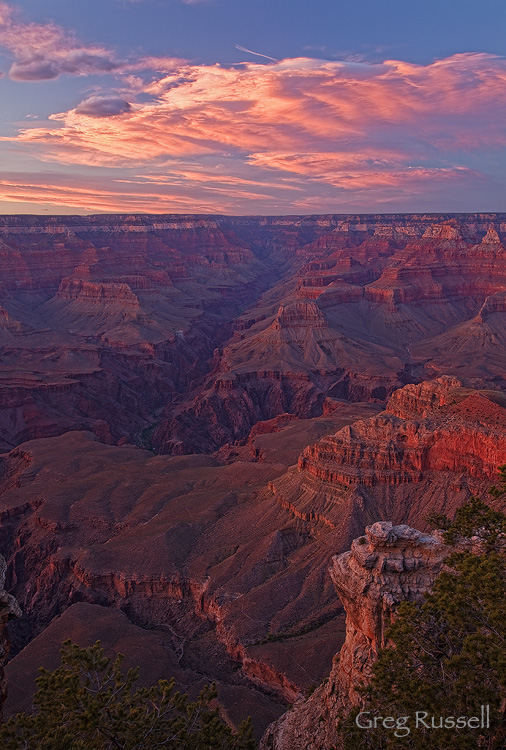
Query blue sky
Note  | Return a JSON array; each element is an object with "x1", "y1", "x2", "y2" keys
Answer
[
  {"x1": 16, "y1": 0, "x2": 506, "y2": 65},
  {"x1": 0, "y1": 0, "x2": 505, "y2": 214}
]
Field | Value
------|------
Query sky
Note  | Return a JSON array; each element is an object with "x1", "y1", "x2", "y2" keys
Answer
[{"x1": 0, "y1": 0, "x2": 505, "y2": 215}]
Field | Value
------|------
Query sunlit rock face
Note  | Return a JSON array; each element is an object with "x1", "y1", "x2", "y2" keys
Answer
[{"x1": 267, "y1": 377, "x2": 506, "y2": 551}]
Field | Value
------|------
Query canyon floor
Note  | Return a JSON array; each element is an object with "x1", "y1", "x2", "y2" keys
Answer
[{"x1": 2, "y1": 213, "x2": 506, "y2": 739}]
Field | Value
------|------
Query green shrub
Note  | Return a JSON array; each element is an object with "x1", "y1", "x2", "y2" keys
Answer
[{"x1": 0, "y1": 640, "x2": 256, "y2": 750}]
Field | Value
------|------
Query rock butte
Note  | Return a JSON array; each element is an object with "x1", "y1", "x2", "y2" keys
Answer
[{"x1": 1, "y1": 214, "x2": 506, "y2": 736}]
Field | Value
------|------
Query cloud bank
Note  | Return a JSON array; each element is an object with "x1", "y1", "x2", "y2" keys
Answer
[
  {"x1": 10, "y1": 54, "x2": 506, "y2": 166},
  {"x1": 0, "y1": 1, "x2": 505, "y2": 214},
  {"x1": 0, "y1": 2, "x2": 120, "y2": 80},
  {"x1": 75, "y1": 96, "x2": 132, "y2": 118}
]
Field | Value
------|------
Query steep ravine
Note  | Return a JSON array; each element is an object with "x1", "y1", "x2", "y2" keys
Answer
[{"x1": 4, "y1": 530, "x2": 311, "y2": 734}]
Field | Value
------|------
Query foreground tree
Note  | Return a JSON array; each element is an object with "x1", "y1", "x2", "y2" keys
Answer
[
  {"x1": 0, "y1": 640, "x2": 256, "y2": 750},
  {"x1": 341, "y1": 490, "x2": 506, "y2": 750}
]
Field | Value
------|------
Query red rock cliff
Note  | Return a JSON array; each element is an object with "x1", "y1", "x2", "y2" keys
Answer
[{"x1": 267, "y1": 379, "x2": 506, "y2": 545}]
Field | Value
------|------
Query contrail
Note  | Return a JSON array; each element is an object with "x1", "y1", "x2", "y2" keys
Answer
[{"x1": 235, "y1": 45, "x2": 280, "y2": 62}]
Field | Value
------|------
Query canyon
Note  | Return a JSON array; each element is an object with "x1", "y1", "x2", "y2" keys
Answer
[{"x1": 1, "y1": 213, "x2": 506, "y2": 739}]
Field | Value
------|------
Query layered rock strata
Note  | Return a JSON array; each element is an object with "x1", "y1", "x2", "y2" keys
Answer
[
  {"x1": 4, "y1": 213, "x2": 506, "y2": 736},
  {"x1": 269, "y1": 377, "x2": 506, "y2": 541},
  {"x1": 154, "y1": 216, "x2": 506, "y2": 453},
  {"x1": 3, "y1": 214, "x2": 506, "y2": 452}
]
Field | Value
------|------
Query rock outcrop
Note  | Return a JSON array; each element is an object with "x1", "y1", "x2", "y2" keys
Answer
[
  {"x1": 299, "y1": 408, "x2": 506, "y2": 486},
  {"x1": 384, "y1": 375, "x2": 461, "y2": 419},
  {"x1": 261, "y1": 522, "x2": 450, "y2": 750}
]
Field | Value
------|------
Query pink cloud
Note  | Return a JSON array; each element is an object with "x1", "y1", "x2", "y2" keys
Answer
[
  {"x1": 0, "y1": 2, "x2": 120, "y2": 80},
  {"x1": 7, "y1": 53, "x2": 506, "y2": 160},
  {"x1": 247, "y1": 152, "x2": 478, "y2": 189},
  {"x1": 0, "y1": 172, "x2": 226, "y2": 213},
  {"x1": 1, "y1": 43, "x2": 506, "y2": 212},
  {"x1": 0, "y1": 161, "x2": 488, "y2": 216}
]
